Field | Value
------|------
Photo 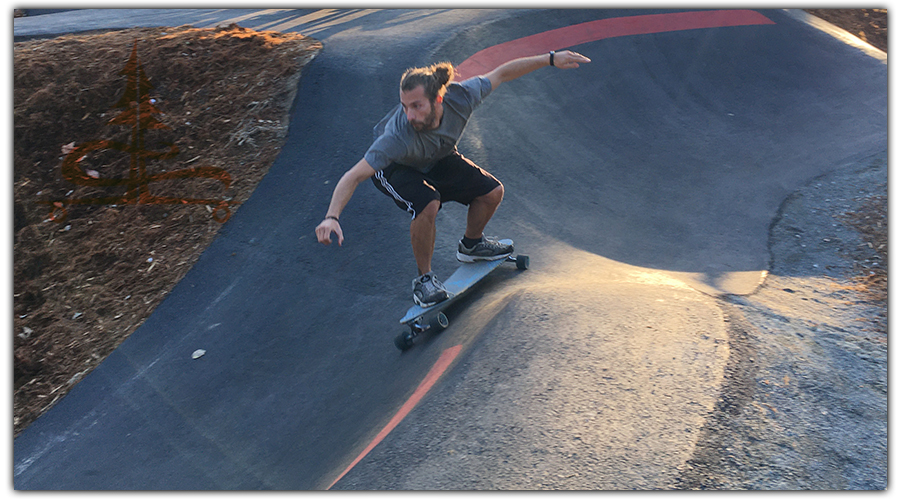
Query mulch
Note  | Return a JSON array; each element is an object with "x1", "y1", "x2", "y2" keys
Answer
[{"x1": 13, "y1": 24, "x2": 321, "y2": 435}]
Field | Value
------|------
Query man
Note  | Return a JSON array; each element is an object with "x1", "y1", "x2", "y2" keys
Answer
[{"x1": 316, "y1": 49, "x2": 591, "y2": 307}]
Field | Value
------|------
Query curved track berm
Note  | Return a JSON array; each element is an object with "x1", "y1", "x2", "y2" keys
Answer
[{"x1": 14, "y1": 9, "x2": 885, "y2": 490}]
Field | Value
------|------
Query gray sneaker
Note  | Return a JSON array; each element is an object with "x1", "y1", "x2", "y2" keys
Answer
[
  {"x1": 412, "y1": 272, "x2": 449, "y2": 307},
  {"x1": 457, "y1": 236, "x2": 514, "y2": 263}
]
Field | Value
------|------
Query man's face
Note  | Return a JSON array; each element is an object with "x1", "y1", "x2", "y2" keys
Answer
[{"x1": 400, "y1": 85, "x2": 439, "y2": 132}]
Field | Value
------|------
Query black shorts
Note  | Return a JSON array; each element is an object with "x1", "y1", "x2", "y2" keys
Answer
[{"x1": 372, "y1": 151, "x2": 501, "y2": 220}]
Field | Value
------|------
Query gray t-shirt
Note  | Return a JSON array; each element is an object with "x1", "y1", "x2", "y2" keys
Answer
[{"x1": 364, "y1": 76, "x2": 493, "y2": 173}]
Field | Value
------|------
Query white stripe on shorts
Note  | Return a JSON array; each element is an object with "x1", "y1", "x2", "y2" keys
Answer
[{"x1": 375, "y1": 170, "x2": 417, "y2": 219}]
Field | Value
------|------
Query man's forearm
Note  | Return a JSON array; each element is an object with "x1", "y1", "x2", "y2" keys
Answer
[
  {"x1": 323, "y1": 159, "x2": 377, "y2": 220},
  {"x1": 325, "y1": 171, "x2": 360, "y2": 219},
  {"x1": 491, "y1": 54, "x2": 551, "y2": 85},
  {"x1": 485, "y1": 50, "x2": 591, "y2": 89}
]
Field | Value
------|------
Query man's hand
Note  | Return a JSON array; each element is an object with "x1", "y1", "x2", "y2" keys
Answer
[
  {"x1": 316, "y1": 218, "x2": 344, "y2": 246},
  {"x1": 552, "y1": 50, "x2": 591, "y2": 69}
]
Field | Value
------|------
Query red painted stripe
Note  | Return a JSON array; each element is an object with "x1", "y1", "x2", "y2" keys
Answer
[
  {"x1": 456, "y1": 10, "x2": 775, "y2": 79},
  {"x1": 326, "y1": 345, "x2": 463, "y2": 489}
]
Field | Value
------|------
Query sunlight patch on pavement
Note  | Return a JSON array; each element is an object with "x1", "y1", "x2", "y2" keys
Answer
[{"x1": 207, "y1": 9, "x2": 295, "y2": 29}]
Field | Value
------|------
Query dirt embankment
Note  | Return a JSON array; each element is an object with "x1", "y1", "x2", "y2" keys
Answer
[{"x1": 13, "y1": 24, "x2": 321, "y2": 435}]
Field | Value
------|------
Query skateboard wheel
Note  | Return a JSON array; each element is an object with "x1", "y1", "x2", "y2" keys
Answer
[
  {"x1": 516, "y1": 255, "x2": 530, "y2": 270},
  {"x1": 431, "y1": 312, "x2": 449, "y2": 331},
  {"x1": 394, "y1": 333, "x2": 413, "y2": 351}
]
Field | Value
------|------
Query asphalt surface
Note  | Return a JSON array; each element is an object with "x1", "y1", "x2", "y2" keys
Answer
[{"x1": 13, "y1": 9, "x2": 887, "y2": 490}]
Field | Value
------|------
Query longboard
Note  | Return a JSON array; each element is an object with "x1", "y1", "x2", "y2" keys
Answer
[{"x1": 395, "y1": 239, "x2": 528, "y2": 351}]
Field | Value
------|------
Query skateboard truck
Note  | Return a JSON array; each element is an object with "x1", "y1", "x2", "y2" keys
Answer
[{"x1": 396, "y1": 311, "x2": 450, "y2": 351}]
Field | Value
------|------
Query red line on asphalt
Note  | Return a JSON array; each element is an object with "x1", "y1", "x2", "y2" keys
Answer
[
  {"x1": 456, "y1": 10, "x2": 775, "y2": 80},
  {"x1": 326, "y1": 345, "x2": 463, "y2": 489}
]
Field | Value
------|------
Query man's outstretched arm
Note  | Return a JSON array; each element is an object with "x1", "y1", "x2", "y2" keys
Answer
[
  {"x1": 485, "y1": 50, "x2": 591, "y2": 90},
  {"x1": 315, "y1": 158, "x2": 376, "y2": 246}
]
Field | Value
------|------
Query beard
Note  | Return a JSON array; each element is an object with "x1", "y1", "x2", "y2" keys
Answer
[{"x1": 409, "y1": 103, "x2": 438, "y2": 131}]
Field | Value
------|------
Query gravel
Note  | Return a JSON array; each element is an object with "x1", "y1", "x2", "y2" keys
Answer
[{"x1": 674, "y1": 151, "x2": 887, "y2": 490}]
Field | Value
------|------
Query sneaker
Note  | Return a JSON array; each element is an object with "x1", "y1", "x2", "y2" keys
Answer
[
  {"x1": 457, "y1": 236, "x2": 514, "y2": 263},
  {"x1": 412, "y1": 272, "x2": 449, "y2": 307}
]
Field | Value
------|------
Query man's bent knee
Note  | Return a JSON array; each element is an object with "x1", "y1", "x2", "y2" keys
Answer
[
  {"x1": 477, "y1": 184, "x2": 504, "y2": 206},
  {"x1": 415, "y1": 199, "x2": 441, "y2": 222}
]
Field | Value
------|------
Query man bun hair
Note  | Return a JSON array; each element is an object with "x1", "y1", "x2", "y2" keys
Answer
[
  {"x1": 401, "y1": 62, "x2": 455, "y2": 102},
  {"x1": 431, "y1": 62, "x2": 453, "y2": 88}
]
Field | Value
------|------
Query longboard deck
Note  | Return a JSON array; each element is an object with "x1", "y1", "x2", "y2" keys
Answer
[{"x1": 400, "y1": 254, "x2": 509, "y2": 324}]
